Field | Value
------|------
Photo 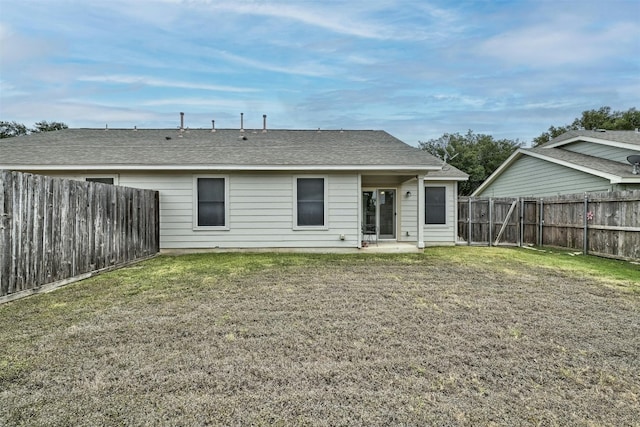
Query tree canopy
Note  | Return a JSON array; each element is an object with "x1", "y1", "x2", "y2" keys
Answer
[
  {"x1": 532, "y1": 106, "x2": 640, "y2": 146},
  {"x1": 0, "y1": 121, "x2": 29, "y2": 139},
  {"x1": 0, "y1": 120, "x2": 68, "y2": 138},
  {"x1": 31, "y1": 120, "x2": 69, "y2": 133},
  {"x1": 419, "y1": 130, "x2": 521, "y2": 196}
]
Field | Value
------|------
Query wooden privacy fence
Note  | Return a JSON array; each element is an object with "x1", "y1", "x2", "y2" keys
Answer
[
  {"x1": 1, "y1": 170, "x2": 160, "y2": 300},
  {"x1": 458, "y1": 190, "x2": 640, "y2": 261}
]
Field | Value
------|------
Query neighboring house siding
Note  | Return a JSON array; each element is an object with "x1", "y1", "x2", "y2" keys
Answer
[
  {"x1": 478, "y1": 155, "x2": 612, "y2": 197},
  {"x1": 562, "y1": 141, "x2": 640, "y2": 163}
]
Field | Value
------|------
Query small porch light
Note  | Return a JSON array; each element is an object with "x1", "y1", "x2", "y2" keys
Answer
[{"x1": 405, "y1": 190, "x2": 412, "y2": 197}]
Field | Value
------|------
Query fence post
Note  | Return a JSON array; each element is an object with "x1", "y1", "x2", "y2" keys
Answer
[
  {"x1": 538, "y1": 198, "x2": 544, "y2": 247},
  {"x1": 519, "y1": 197, "x2": 523, "y2": 247},
  {"x1": 488, "y1": 198, "x2": 493, "y2": 247},
  {"x1": 583, "y1": 193, "x2": 589, "y2": 255},
  {"x1": 467, "y1": 197, "x2": 472, "y2": 245}
]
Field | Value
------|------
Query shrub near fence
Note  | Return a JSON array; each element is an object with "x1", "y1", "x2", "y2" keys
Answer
[
  {"x1": 0, "y1": 170, "x2": 159, "y2": 299},
  {"x1": 459, "y1": 190, "x2": 640, "y2": 261}
]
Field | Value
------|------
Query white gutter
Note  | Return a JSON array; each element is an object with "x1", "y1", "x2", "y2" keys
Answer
[{"x1": 0, "y1": 164, "x2": 443, "y2": 172}]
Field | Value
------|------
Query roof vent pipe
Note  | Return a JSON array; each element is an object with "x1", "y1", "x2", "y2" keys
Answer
[
  {"x1": 211, "y1": 120, "x2": 216, "y2": 133},
  {"x1": 240, "y1": 112, "x2": 244, "y2": 133},
  {"x1": 262, "y1": 114, "x2": 267, "y2": 133},
  {"x1": 105, "y1": 124, "x2": 108, "y2": 131},
  {"x1": 180, "y1": 112, "x2": 185, "y2": 131}
]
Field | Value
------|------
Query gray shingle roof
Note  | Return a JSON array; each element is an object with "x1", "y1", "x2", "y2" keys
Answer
[
  {"x1": 528, "y1": 146, "x2": 639, "y2": 179},
  {"x1": 0, "y1": 128, "x2": 449, "y2": 170},
  {"x1": 545, "y1": 130, "x2": 640, "y2": 147}
]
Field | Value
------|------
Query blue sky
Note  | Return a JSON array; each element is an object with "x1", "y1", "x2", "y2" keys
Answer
[{"x1": 0, "y1": 0, "x2": 638, "y2": 146}]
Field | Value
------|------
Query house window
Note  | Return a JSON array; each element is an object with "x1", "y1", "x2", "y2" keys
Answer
[
  {"x1": 194, "y1": 176, "x2": 228, "y2": 229},
  {"x1": 86, "y1": 177, "x2": 114, "y2": 184},
  {"x1": 425, "y1": 186, "x2": 446, "y2": 224},
  {"x1": 295, "y1": 177, "x2": 326, "y2": 228}
]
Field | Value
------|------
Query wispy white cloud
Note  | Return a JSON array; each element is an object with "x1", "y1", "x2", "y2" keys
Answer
[
  {"x1": 77, "y1": 75, "x2": 259, "y2": 93},
  {"x1": 0, "y1": 23, "x2": 62, "y2": 65},
  {"x1": 139, "y1": 98, "x2": 256, "y2": 108},
  {"x1": 478, "y1": 18, "x2": 640, "y2": 66},
  {"x1": 199, "y1": 1, "x2": 409, "y2": 40},
  {"x1": 214, "y1": 50, "x2": 338, "y2": 78}
]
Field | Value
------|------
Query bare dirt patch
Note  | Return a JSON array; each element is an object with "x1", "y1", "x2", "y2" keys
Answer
[{"x1": 1, "y1": 250, "x2": 638, "y2": 426}]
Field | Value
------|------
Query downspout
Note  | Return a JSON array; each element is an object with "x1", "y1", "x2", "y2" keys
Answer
[
  {"x1": 357, "y1": 174, "x2": 362, "y2": 249},
  {"x1": 453, "y1": 181, "x2": 459, "y2": 244}
]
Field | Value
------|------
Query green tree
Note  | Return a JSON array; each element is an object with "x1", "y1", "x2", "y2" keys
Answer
[
  {"x1": 0, "y1": 121, "x2": 29, "y2": 138},
  {"x1": 419, "y1": 130, "x2": 521, "y2": 196},
  {"x1": 0, "y1": 120, "x2": 69, "y2": 138},
  {"x1": 31, "y1": 120, "x2": 68, "y2": 133},
  {"x1": 532, "y1": 106, "x2": 640, "y2": 146}
]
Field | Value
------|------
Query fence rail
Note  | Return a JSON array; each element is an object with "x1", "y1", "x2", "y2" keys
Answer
[
  {"x1": 1, "y1": 170, "x2": 159, "y2": 299},
  {"x1": 458, "y1": 190, "x2": 640, "y2": 261}
]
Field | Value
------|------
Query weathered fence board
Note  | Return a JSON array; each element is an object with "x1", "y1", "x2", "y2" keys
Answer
[
  {"x1": 0, "y1": 170, "x2": 160, "y2": 299},
  {"x1": 459, "y1": 190, "x2": 640, "y2": 261}
]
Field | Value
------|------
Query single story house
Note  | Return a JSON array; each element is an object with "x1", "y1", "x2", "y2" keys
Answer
[
  {"x1": 472, "y1": 130, "x2": 640, "y2": 197},
  {"x1": 0, "y1": 121, "x2": 468, "y2": 250}
]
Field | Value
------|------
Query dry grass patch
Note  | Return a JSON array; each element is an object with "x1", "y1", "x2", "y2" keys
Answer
[{"x1": 1, "y1": 248, "x2": 639, "y2": 426}]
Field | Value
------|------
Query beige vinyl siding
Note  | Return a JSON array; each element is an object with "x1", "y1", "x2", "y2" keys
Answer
[
  {"x1": 399, "y1": 179, "x2": 458, "y2": 245},
  {"x1": 119, "y1": 172, "x2": 359, "y2": 249},
  {"x1": 423, "y1": 181, "x2": 458, "y2": 246},
  {"x1": 399, "y1": 180, "x2": 418, "y2": 242},
  {"x1": 562, "y1": 141, "x2": 639, "y2": 163},
  {"x1": 478, "y1": 155, "x2": 612, "y2": 197}
]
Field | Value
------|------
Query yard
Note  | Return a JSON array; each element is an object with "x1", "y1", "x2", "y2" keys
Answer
[{"x1": 1, "y1": 247, "x2": 638, "y2": 426}]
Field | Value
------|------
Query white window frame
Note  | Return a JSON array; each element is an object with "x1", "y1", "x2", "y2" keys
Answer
[
  {"x1": 293, "y1": 175, "x2": 329, "y2": 230},
  {"x1": 193, "y1": 175, "x2": 230, "y2": 231},
  {"x1": 424, "y1": 186, "x2": 447, "y2": 226}
]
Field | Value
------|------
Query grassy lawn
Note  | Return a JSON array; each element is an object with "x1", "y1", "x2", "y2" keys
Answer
[{"x1": 1, "y1": 247, "x2": 638, "y2": 426}]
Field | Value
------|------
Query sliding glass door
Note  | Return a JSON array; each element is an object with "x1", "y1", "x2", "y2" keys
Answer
[{"x1": 362, "y1": 189, "x2": 396, "y2": 240}]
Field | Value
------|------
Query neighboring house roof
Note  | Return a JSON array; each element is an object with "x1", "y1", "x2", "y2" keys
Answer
[
  {"x1": 472, "y1": 130, "x2": 640, "y2": 196},
  {"x1": 542, "y1": 129, "x2": 640, "y2": 150},
  {"x1": 0, "y1": 128, "x2": 462, "y2": 175},
  {"x1": 423, "y1": 165, "x2": 469, "y2": 181}
]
